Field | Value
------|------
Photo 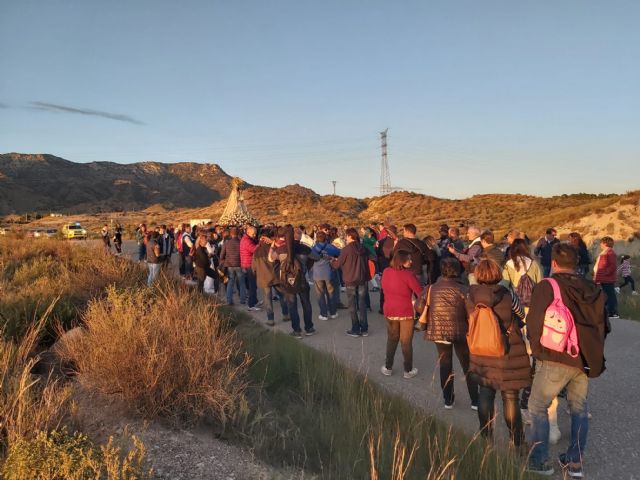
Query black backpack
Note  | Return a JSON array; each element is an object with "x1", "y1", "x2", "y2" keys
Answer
[{"x1": 275, "y1": 257, "x2": 305, "y2": 294}]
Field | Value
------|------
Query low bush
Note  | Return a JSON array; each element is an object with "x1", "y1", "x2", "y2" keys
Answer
[
  {"x1": 2, "y1": 429, "x2": 151, "y2": 480},
  {"x1": 0, "y1": 304, "x2": 71, "y2": 453},
  {"x1": 62, "y1": 282, "x2": 250, "y2": 427},
  {"x1": 0, "y1": 237, "x2": 144, "y2": 342}
]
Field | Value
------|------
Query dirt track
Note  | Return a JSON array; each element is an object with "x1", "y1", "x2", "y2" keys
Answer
[{"x1": 124, "y1": 241, "x2": 639, "y2": 479}]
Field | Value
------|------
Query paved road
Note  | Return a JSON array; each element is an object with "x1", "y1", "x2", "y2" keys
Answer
[{"x1": 123, "y1": 241, "x2": 639, "y2": 479}]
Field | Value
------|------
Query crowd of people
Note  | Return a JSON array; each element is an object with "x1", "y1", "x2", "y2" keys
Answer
[{"x1": 103, "y1": 219, "x2": 634, "y2": 478}]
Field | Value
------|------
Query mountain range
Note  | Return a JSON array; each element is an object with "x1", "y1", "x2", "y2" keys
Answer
[{"x1": 2, "y1": 153, "x2": 639, "y2": 247}]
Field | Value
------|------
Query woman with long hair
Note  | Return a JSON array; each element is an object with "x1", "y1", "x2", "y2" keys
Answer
[
  {"x1": 466, "y1": 259, "x2": 530, "y2": 448},
  {"x1": 568, "y1": 232, "x2": 591, "y2": 278},
  {"x1": 380, "y1": 250, "x2": 422, "y2": 378},
  {"x1": 502, "y1": 238, "x2": 543, "y2": 291}
]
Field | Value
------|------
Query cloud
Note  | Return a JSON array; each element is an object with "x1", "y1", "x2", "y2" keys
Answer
[
  {"x1": 30, "y1": 101, "x2": 144, "y2": 125},
  {"x1": 0, "y1": 102, "x2": 10, "y2": 109}
]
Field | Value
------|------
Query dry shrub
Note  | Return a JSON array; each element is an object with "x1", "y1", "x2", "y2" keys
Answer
[
  {"x1": 2, "y1": 429, "x2": 151, "y2": 480},
  {"x1": 63, "y1": 283, "x2": 249, "y2": 427},
  {"x1": 0, "y1": 237, "x2": 144, "y2": 341},
  {"x1": 0, "y1": 302, "x2": 72, "y2": 451}
]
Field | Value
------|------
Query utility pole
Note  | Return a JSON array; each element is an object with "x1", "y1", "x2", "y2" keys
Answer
[
  {"x1": 380, "y1": 128, "x2": 391, "y2": 196},
  {"x1": 331, "y1": 180, "x2": 337, "y2": 195}
]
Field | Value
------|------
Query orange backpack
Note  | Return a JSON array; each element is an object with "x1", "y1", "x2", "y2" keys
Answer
[{"x1": 466, "y1": 303, "x2": 508, "y2": 357}]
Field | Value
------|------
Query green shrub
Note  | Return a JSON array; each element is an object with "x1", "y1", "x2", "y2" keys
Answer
[{"x1": 2, "y1": 429, "x2": 151, "y2": 480}]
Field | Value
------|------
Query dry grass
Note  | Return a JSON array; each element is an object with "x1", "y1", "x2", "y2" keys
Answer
[
  {"x1": 62, "y1": 281, "x2": 250, "y2": 427},
  {"x1": 0, "y1": 237, "x2": 144, "y2": 341},
  {"x1": 2, "y1": 429, "x2": 151, "y2": 480},
  {"x1": 0, "y1": 303, "x2": 72, "y2": 454}
]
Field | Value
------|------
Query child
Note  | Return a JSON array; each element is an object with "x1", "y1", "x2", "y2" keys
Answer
[{"x1": 615, "y1": 255, "x2": 637, "y2": 295}]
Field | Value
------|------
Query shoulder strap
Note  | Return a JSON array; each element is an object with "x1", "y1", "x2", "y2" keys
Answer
[{"x1": 544, "y1": 277, "x2": 562, "y2": 301}]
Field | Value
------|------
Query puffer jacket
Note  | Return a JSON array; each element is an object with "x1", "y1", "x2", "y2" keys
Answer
[
  {"x1": 240, "y1": 235, "x2": 258, "y2": 269},
  {"x1": 466, "y1": 284, "x2": 531, "y2": 391},
  {"x1": 424, "y1": 277, "x2": 468, "y2": 343}
]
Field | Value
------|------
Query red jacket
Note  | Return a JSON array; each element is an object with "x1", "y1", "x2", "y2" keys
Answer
[
  {"x1": 380, "y1": 267, "x2": 422, "y2": 318},
  {"x1": 240, "y1": 235, "x2": 258, "y2": 269},
  {"x1": 594, "y1": 248, "x2": 617, "y2": 284}
]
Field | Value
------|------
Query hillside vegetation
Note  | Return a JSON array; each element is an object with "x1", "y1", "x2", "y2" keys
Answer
[
  {"x1": 3, "y1": 153, "x2": 639, "y2": 244},
  {"x1": 0, "y1": 153, "x2": 236, "y2": 214}
]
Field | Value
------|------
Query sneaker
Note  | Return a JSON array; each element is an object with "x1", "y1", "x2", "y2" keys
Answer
[
  {"x1": 609, "y1": 314, "x2": 620, "y2": 319},
  {"x1": 558, "y1": 454, "x2": 583, "y2": 478},
  {"x1": 549, "y1": 424, "x2": 561, "y2": 445},
  {"x1": 346, "y1": 330, "x2": 361, "y2": 338},
  {"x1": 340, "y1": 286, "x2": 346, "y2": 292},
  {"x1": 525, "y1": 462, "x2": 554, "y2": 476},
  {"x1": 361, "y1": 331, "x2": 369, "y2": 337},
  {"x1": 403, "y1": 368, "x2": 418, "y2": 379},
  {"x1": 633, "y1": 290, "x2": 639, "y2": 296},
  {"x1": 614, "y1": 286, "x2": 621, "y2": 294},
  {"x1": 381, "y1": 365, "x2": 392, "y2": 376},
  {"x1": 521, "y1": 409, "x2": 532, "y2": 425},
  {"x1": 444, "y1": 402, "x2": 454, "y2": 410},
  {"x1": 256, "y1": 300, "x2": 264, "y2": 306},
  {"x1": 471, "y1": 404, "x2": 478, "y2": 411},
  {"x1": 247, "y1": 306, "x2": 262, "y2": 312},
  {"x1": 266, "y1": 320, "x2": 275, "y2": 327},
  {"x1": 282, "y1": 316, "x2": 290, "y2": 322},
  {"x1": 305, "y1": 328, "x2": 316, "y2": 336},
  {"x1": 290, "y1": 331, "x2": 303, "y2": 339},
  {"x1": 318, "y1": 315, "x2": 329, "y2": 321},
  {"x1": 329, "y1": 313, "x2": 338, "y2": 319}
]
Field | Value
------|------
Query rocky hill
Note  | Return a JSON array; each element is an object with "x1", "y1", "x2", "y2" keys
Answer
[
  {"x1": 3, "y1": 153, "x2": 640, "y2": 246},
  {"x1": 0, "y1": 153, "x2": 236, "y2": 214}
]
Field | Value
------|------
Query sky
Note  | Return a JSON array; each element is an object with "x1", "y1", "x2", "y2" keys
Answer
[{"x1": 1, "y1": 0, "x2": 639, "y2": 199}]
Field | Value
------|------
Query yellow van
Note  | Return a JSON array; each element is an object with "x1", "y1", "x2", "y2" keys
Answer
[{"x1": 61, "y1": 222, "x2": 87, "y2": 240}]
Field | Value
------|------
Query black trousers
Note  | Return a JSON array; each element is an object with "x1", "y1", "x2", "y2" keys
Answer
[
  {"x1": 477, "y1": 386, "x2": 524, "y2": 446},
  {"x1": 435, "y1": 342, "x2": 478, "y2": 406}
]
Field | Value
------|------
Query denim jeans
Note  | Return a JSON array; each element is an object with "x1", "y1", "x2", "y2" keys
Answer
[
  {"x1": 242, "y1": 268, "x2": 258, "y2": 307},
  {"x1": 330, "y1": 270, "x2": 342, "y2": 306},
  {"x1": 345, "y1": 283, "x2": 368, "y2": 334},
  {"x1": 314, "y1": 279, "x2": 336, "y2": 317},
  {"x1": 147, "y1": 262, "x2": 161, "y2": 286},
  {"x1": 528, "y1": 360, "x2": 589, "y2": 466},
  {"x1": 600, "y1": 283, "x2": 618, "y2": 316},
  {"x1": 478, "y1": 386, "x2": 523, "y2": 446},
  {"x1": 285, "y1": 285, "x2": 313, "y2": 333},
  {"x1": 138, "y1": 243, "x2": 146, "y2": 262},
  {"x1": 263, "y1": 287, "x2": 288, "y2": 321},
  {"x1": 226, "y1": 267, "x2": 245, "y2": 305}
]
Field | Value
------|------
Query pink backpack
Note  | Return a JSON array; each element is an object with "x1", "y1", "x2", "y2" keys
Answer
[{"x1": 540, "y1": 278, "x2": 580, "y2": 358}]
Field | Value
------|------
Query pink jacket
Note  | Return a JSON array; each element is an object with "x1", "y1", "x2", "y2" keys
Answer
[
  {"x1": 594, "y1": 248, "x2": 617, "y2": 284},
  {"x1": 240, "y1": 235, "x2": 258, "y2": 269}
]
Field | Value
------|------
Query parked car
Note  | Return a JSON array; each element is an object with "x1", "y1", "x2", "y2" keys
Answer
[
  {"x1": 61, "y1": 222, "x2": 87, "y2": 240},
  {"x1": 33, "y1": 229, "x2": 45, "y2": 238},
  {"x1": 45, "y1": 229, "x2": 58, "y2": 238}
]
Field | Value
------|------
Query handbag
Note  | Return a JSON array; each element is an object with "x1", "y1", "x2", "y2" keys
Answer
[{"x1": 417, "y1": 286, "x2": 432, "y2": 328}]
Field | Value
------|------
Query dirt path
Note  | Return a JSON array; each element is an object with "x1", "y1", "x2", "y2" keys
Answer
[{"x1": 122, "y1": 241, "x2": 638, "y2": 479}]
